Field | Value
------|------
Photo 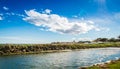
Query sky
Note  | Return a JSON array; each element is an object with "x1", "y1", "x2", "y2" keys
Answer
[{"x1": 0, "y1": 0, "x2": 120, "y2": 44}]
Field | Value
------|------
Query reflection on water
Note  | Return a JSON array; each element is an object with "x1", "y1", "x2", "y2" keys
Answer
[{"x1": 0, "y1": 47, "x2": 120, "y2": 69}]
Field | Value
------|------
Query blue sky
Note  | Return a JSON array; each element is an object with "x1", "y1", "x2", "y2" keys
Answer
[{"x1": 0, "y1": 0, "x2": 120, "y2": 43}]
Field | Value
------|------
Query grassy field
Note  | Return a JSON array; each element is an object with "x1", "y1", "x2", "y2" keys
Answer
[{"x1": 0, "y1": 42, "x2": 120, "y2": 55}]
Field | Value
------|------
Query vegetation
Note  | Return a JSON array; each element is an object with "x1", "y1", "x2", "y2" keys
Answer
[
  {"x1": 0, "y1": 42, "x2": 120, "y2": 55},
  {"x1": 80, "y1": 58, "x2": 120, "y2": 69},
  {"x1": 93, "y1": 36, "x2": 120, "y2": 42},
  {"x1": 0, "y1": 35, "x2": 120, "y2": 55}
]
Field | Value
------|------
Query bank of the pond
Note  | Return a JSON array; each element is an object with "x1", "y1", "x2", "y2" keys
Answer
[
  {"x1": 0, "y1": 42, "x2": 120, "y2": 55},
  {"x1": 80, "y1": 58, "x2": 120, "y2": 69}
]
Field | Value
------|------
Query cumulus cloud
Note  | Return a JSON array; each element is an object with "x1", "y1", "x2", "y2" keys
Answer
[
  {"x1": 23, "y1": 9, "x2": 100, "y2": 35},
  {"x1": 3, "y1": 6, "x2": 9, "y2": 10}
]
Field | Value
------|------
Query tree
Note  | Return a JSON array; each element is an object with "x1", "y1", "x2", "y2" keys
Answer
[
  {"x1": 118, "y1": 35, "x2": 120, "y2": 39},
  {"x1": 108, "y1": 38, "x2": 117, "y2": 42},
  {"x1": 94, "y1": 38, "x2": 108, "y2": 42},
  {"x1": 100, "y1": 38, "x2": 108, "y2": 42},
  {"x1": 118, "y1": 35, "x2": 120, "y2": 41}
]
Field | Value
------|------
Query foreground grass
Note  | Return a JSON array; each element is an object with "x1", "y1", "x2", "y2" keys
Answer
[
  {"x1": 84, "y1": 59, "x2": 120, "y2": 69},
  {"x1": 0, "y1": 42, "x2": 120, "y2": 55}
]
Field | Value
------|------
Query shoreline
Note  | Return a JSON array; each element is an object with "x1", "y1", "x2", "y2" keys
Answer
[
  {"x1": 80, "y1": 58, "x2": 120, "y2": 69},
  {"x1": 1, "y1": 47, "x2": 119, "y2": 56},
  {"x1": 0, "y1": 42, "x2": 120, "y2": 56},
  {"x1": 0, "y1": 49, "x2": 72, "y2": 56}
]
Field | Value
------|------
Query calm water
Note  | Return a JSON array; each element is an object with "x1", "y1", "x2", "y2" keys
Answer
[{"x1": 0, "y1": 47, "x2": 120, "y2": 69}]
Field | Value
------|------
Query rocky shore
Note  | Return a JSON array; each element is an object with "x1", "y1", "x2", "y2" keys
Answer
[
  {"x1": 80, "y1": 58, "x2": 120, "y2": 69},
  {"x1": 0, "y1": 42, "x2": 120, "y2": 56}
]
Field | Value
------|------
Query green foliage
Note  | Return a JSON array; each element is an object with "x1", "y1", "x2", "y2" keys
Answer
[
  {"x1": 94, "y1": 38, "x2": 108, "y2": 42},
  {"x1": 93, "y1": 35, "x2": 120, "y2": 42},
  {"x1": 86, "y1": 59, "x2": 120, "y2": 69},
  {"x1": 0, "y1": 42, "x2": 120, "y2": 55}
]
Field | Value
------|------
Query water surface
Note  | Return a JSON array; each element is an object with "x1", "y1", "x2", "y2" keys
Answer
[{"x1": 0, "y1": 47, "x2": 120, "y2": 69}]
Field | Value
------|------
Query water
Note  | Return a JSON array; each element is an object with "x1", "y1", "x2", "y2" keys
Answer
[{"x1": 0, "y1": 47, "x2": 120, "y2": 69}]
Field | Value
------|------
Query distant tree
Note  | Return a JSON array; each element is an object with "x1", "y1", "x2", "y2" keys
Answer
[
  {"x1": 118, "y1": 35, "x2": 120, "y2": 41},
  {"x1": 78, "y1": 41, "x2": 91, "y2": 43},
  {"x1": 108, "y1": 38, "x2": 117, "y2": 42},
  {"x1": 73, "y1": 40, "x2": 76, "y2": 43},
  {"x1": 94, "y1": 38, "x2": 108, "y2": 42},
  {"x1": 93, "y1": 38, "x2": 101, "y2": 42},
  {"x1": 100, "y1": 38, "x2": 108, "y2": 42},
  {"x1": 118, "y1": 35, "x2": 120, "y2": 39},
  {"x1": 78, "y1": 41, "x2": 84, "y2": 43}
]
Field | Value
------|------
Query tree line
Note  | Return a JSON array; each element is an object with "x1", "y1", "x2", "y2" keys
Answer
[{"x1": 93, "y1": 35, "x2": 120, "y2": 42}]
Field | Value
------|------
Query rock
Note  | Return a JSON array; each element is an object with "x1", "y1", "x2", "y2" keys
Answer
[{"x1": 0, "y1": 51, "x2": 4, "y2": 55}]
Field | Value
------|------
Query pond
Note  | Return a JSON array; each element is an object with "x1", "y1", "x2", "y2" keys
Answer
[{"x1": 0, "y1": 47, "x2": 120, "y2": 69}]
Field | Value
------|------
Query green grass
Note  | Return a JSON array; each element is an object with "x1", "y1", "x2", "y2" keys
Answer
[
  {"x1": 86, "y1": 60, "x2": 120, "y2": 69},
  {"x1": 108, "y1": 61, "x2": 120, "y2": 69},
  {"x1": 0, "y1": 42, "x2": 120, "y2": 55}
]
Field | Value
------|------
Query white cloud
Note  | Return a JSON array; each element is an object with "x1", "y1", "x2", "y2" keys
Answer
[
  {"x1": 3, "y1": 6, "x2": 9, "y2": 10},
  {"x1": 11, "y1": 12, "x2": 15, "y2": 15},
  {"x1": 44, "y1": 9, "x2": 52, "y2": 14},
  {"x1": 0, "y1": 13, "x2": 3, "y2": 20},
  {"x1": 0, "y1": 16, "x2": 3, "y2": 20},
  {"x1": 23, "y1": 9, "x2": 101, "y2": 35},
  {"x1": 6, "y1": 12, "x2": 25, "y2": 17}
]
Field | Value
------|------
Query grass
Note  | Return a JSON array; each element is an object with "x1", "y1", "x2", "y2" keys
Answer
[
  {"x1": 0, "y1": 42, "x2": 120, "y2": 55},
  {"x1": 108, "y1": 61, "x2": 120, "y2": 69},
  {"x1": 84, "y1": 59, "x2": 120, "y2": 69}
]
